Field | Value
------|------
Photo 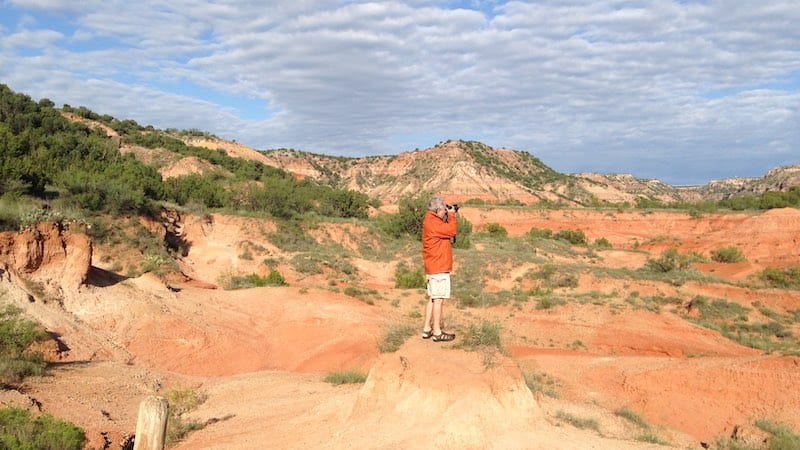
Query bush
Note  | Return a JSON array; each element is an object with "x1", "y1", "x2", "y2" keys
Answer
[
  {"x1": 324, "y1": 370, "x2": 367, "y2": 385},
  {"x1": 755, "y1": 419, "x2": 800, "y2": 450},
  {"x1": 553, "y1": 229, "x2": 587, "y2": 245},
  {"x1": 524, "y1": 371, "x2": 560, "y2": 398},
  {"x1": 379, "y1": 192, "x2": 430, "y2": 238},
  {"x1": 690, "y1": 296, "x2": 750, "y2": 322},
  {"x1": 165, "y1": 388, "x2": 207, "y2": 447},
  {"x1": 0, "y1": 304, "x2": 49, "y2": 386},
  {"x1": 527, "y1": 227, "x2": 552, "y2": 240},
  {"x1": 759, "y1": 266, "x2": 800, "y2": 289},
  {"x1": 484, "y1": 223, "x2": 508, "y2": 238},
  {"x1": 710, "y1": 246, "x2": 745, "y2": 263},
  {"x1": 645, "y1": 248, "x2": 692, "y2": 273},
  {"x1": 719, "y1": 187, "x2": 800, "y2": 211},
  {"x1": 268, "y1": 221, "x2": 317, "y2": 252},
  {"x1": 453, "y1": 215, "x2": 472, "y2": 249},
  {"x1": 343, "y1": 286, "x2": 377, "y2": 304},
  {"x1": 395, "y1": 262, "x2": 425, "y2": 289},
  {"x1": 316, "y1": 188, "x2": 369, "y2": 219},
  {"x1": 615, "y1": 407, "x2": 650, "y2": 429},
  {"x1": 379, "y1": 324, "x2": 415, "y2": 353},
  {"x1": 635, "y1": 433, "x2": 669, "y2": 445},
  {"x1": 535, "y1": 296, "x2": 565, "y2": 310},
  {"x1": 264, "y1": 270, "x2": 287, "y2": 286},
  {"x1": 593, "y1": 237, "x2": 612, "y2": 249},
  {"x1": 0, "y1": 407, "x2": 85, "y2": 450},
  {"x1": 225, "y1": 271, "x2": 286, "y2": 289},
  {"x1": 555, "y1": 410, "x2": 599, "y2": 431},
  {"x1": 463, "y1": 198, "x2": 486, "y2": 206},
  {"x1": 163, "y1": 173, "x2": 230, "y2": 208},
  {"x1": 457, "y1": 319, "x2": 503, "y2": 353}
]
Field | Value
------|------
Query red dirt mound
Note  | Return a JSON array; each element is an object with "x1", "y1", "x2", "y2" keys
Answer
[{"x1": 175, "y1": 339, "x2": 673, "y2": 450}]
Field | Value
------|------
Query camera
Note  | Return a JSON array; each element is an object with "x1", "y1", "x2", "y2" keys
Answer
[{"x1": 446, "y1": 203, "x2": 460, "y2": 213}]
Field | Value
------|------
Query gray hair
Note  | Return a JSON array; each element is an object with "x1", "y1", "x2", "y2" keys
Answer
[{"x1": 427, "y1": 196, "x2": 445, "y2": 212}]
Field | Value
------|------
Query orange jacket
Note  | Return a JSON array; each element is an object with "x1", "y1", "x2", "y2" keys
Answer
[{"x1": 422, "y1": 210, "x2": 457, "y2": 274}]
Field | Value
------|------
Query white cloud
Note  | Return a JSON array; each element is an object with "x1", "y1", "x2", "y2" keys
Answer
[{"x1": 0, "y1": 0, "x2": 798, "y2": 185}]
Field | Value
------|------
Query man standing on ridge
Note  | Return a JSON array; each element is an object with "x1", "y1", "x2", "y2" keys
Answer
[{"x1": 421, "y1": 195, "x2": 457, "y2": 342}]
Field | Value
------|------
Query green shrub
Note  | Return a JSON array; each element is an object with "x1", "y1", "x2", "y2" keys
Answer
[
  {"x1": 0, "y1": 305, "x2": 49, "y2": 385},
  {"x1": 713, "y1": 420, "x2": 800, "y2": 450},
  {"x1": 551, "y1": 272, "x2": 579, "y2": 288},
  {"x1": 0, "y1": 407, "x2": 85, "y2": 450},
  {"x1": 330, "y1": 256, "x2": 356, "y2": 276},
  {"x1": 710, "y1": 246, "x2": 745, "y2": 263},
  {"x1": 529, "y1": 264, "x2": 578, "y2": 289},
  {"x1": 453, "y1": 215, "x2": 473, "y2": 249},
  {"x1": 615, "y1": 407, "x2": 650, "y2": 429},
  {"x1": 759, "y1": 266, "x2": 800, "y2": 289},
  {"x1": 755, "y1": 419, "x2": 800, "y2": 450},
  {"x1": 315, "y1": 188, "x2": 369, "y2": 219},
  {"x1": 553, "y1": 229, "x2": 587, "y2": 245},
  {"x1": 463, "y1": 198, "x2": 486, "y2": 206},
  {"x1": 343, "y1": 286, "x2": 377, "y2": 304},
  {"x1": 378, "y1": 192, "x2": 430, "y2": 238},
  {"x1": 686, "y1": 297, "x2": 800, "y2": 354},
  {"x1": 395, "y1": 262, "x2": 425, "y2": 289},
  {"x1": 163, "y1": 173, "x2": 230, "y2": 208},
  {"x1": 635, "y1": 433, "x2": 669, "y2": 445},
  {"x1": 291, "y1": 254, "x2": 324, "y2": 274},
  {"x1": 379, "y1": 324, "x2": 415, "y2": 353},
  {"x1": 225, "y1": 271, "x2": 286, "y2": 289},
  {"x1": 690, "y1": 296, "x2": 750, "y2": 322},
  {"x1": 645, "y1": 248, "x2": 692, "y2": 273},
  {"x1": 527, "y1": 227, "x2": 552, "y2": 240},
  {"x1": 555, "y1": 410, "x2": 599, "y2": 431},
  {"x1": 264, "y1": 270, "x2": 287, "y2": 286},
  {"x1": 141, "y1": 252, "x2": 172, "y2": 275},
  {"x1": 165, "y1": 388, "x2": 207, "y2": 447},
  {"x1": 268, "y1": 221, "x2": 317, "y2": 252},
  {"x1": 524, "y1": 371, "x2": 560, "y2": 398},
  {"x1": 457, "y1": 319, "x2": 503, "y2": 353},
  {"x1": 593, "y1": 237, "x2": 612, "y2": 249},
  {"x1": 530, "y1": 263, "x2": 557, "y2": 281},
  {"x1": 324, "y1": 370, "x2": 367, "y2": 385},
  {"x1": 719, "y1": 187, "x2": 800, "y2": 211},
  {"x1": 484, "y1": 223, "x2": 508, "y2": 238},
  {"x1": 535, "y1": 296, "x2": 564, "y2": 310}
]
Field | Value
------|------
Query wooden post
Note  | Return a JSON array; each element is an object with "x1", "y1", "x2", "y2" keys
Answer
[{"x1": 133, "y1": 396, "x2": 169, "y2": 450}]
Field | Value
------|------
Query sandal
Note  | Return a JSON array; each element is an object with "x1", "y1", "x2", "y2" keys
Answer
[
  {"x1": 421, "y1": 330, "x2": 433, "y2": 339},
  {"x1": 432, "y1": 331, "x2": 455, "y2": 342}
]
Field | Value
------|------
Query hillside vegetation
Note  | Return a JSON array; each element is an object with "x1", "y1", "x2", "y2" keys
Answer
[
  {"x1": 3, "y1": 83, "x2": 799, "y2": 228},
  {"x1": 0, "y1": 84, "x2": 370, "y2": 230}
]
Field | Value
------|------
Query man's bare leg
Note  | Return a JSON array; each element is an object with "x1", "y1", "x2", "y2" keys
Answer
[
  {"x1": 423, "y1": 298, "x2": 434, "y2": 334},
  {"x1": 432, "y1": 298, "x2": 444, "y2": 335}
]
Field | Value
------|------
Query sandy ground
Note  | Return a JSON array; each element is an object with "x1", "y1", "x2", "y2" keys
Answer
[{"x1": 2, "y1": 207, "x2": 800, "y2": 449}]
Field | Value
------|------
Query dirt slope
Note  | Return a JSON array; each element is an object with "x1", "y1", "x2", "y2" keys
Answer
[{"x1": 174, "y1": 339, "x2": 676, "y2": 450}]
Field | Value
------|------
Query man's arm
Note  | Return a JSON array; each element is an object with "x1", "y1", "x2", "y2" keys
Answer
[{"x1": 425, "y1": 212, "x2": 457, "y2": 238}]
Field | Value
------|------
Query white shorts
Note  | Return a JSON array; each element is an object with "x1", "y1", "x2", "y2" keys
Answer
[{"x1": 426, "y1": 273, "x2": 451, "y2": 299}]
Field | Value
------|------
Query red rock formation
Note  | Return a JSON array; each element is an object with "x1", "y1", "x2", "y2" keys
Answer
[{"x1": 0, "y1": 222, "x2": 91, "y2": 298}]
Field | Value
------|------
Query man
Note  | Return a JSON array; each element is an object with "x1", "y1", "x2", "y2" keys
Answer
[{"x1": 421, "y1": 195, "x2": 457, "y2": 342}]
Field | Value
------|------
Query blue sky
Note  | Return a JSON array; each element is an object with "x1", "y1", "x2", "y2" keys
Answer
[{"x1": 1, "y1": 0, "x2": 798, "y2": 185}]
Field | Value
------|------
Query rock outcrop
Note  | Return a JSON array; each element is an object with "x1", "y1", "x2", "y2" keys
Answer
[
  {"x1": 0, "y1": 221, "x2": 92, "y2": 300},
  {"x1": 342, "y1": 338, "x2": 543, "y2": 449}
]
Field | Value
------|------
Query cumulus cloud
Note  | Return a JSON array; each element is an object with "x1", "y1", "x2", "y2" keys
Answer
[{"x1": 1, "y1": 0, "x2": 798, "y2": 184}]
